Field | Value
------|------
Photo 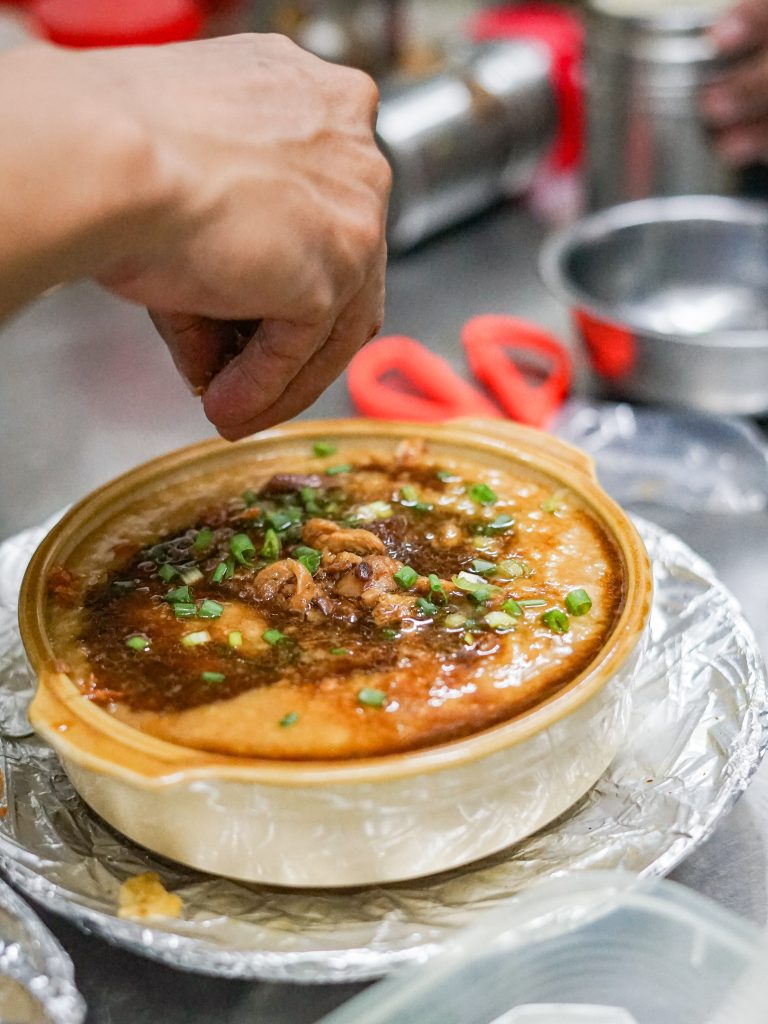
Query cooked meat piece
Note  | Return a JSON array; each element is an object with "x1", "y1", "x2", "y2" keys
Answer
[
  {"x1": 320, "y1": 552, "x2": 363, "y2": 575},
  {"x1": 436, "y1": 522, "x2": 464, "y2": 548},
  {"x1": 369, "y1": 592, "x2": 419, "y2": 626},
  {"x1": 261, "y1": 474, "x2": 324, "y2": 495},
  {"x1": 302, "y1": 518, "x2": 385, "y2": 555},
  {"x1": 47, "y1": 565, "x2": 81, "y2": 604},
  {"x1": 395, "y1": 437, "x2": 428, "y2": 467},
  {"x1": 250, "y1": 559, "x2": 329, "y2": 618}
]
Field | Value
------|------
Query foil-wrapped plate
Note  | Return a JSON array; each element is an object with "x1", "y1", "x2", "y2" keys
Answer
[{"x1": 0, "y1": 515, "x2": 765, "y2": 983}]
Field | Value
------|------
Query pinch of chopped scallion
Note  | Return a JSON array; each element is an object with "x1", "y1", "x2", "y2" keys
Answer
[
  {"x1": 468, "y1": 483, "x2": 498, "y2": 506},
  {"x1": 158, "y1": 564, "x2": 177, "y2": 583},
  {"x1": 541, "y1": 608, "x2": 570, "y2": 634},
  {"x1": 201, "y1": 671, "x2": 225, "y2": 684},
  {"x1": 394, "y1": 565, "x2": 419, "y2": 590},
  {"x1": 358, "y1": 688, "x2": 387, "y2": 708},
  {"x1": 483, "y1": 513, "x2": 516, "y2": 534},
  {"x1": 452, "y1": 571, "x2": 501, "y2": 603},
  {"x1": 463, "y1": 632, "x2": 475, "y2": 646},
  {"x1": 228, "y1": 630, "x2": 243, "y2": 649},
  {"x1": 192, "y1": 528, "x2": 213, "y2": 554},
  {"x1": 518, "y1": 598, "x2": 547, "y2": 608},
  {"x1": 267, "y1": 508, "x2": 302, "y2": 532},
  {"x1": 416, "y1": 597, "x2": 439, "y2": 617},
  {"x1": 501, "y1": 598, "x2": 523, "y2": 618},
  {"x1": 172, "y1": 602, "x2": 197, "y2": 618},
  {"x1": 263, "y1": 628, "x2": 287, "y2": 646},
  {"x1": 428, "y1": 573, "x2": 446, "y2": 601},
  {"x1": 565, "y1": 588, "x2": 593, "y2": 616},
  {"x1": 313, "y1": 441, "x2": 337, "y2": 458},
  {"x1": 125, "y1": 634, "x2": 150, "y2": 652},
  {"x1": 279, "y1": 711, "x2": 299, "y2": 728},
  {"x1": 436, "y1": 470, "x2": 459, "y2": 483},
  {"x1": 381, "y1": 628, "x2": 400, "y2": 641},
  {"x1": 261, "y1": 528, "x2": 281, "y2": 561},
  {"x1": 212, "y1": 560, "x2": 233, "y2": 584},
  {"x1": 181, "y1": 630, "x2": 211, "y2": 647},
  {"x1": 330, "y1": 647, "x2": 352, "y2": 655},
  {"x1": 399, "y1": 484, "x2": 419, "y2": 505},
  {"x1": 293, "y1": 545, "x2": 321, "y2": 575},
  {"x1": 230, "y1": 533, "x2": 256, "y2": 566},
  {"x1": 164, "y1": 585, "x2": 192, "y2": 604},
  {"x1": 498, "y1": 559, "x2": 528, "y2": 579},
  {"x1": 242, "y1": 489, "x2": 258, "y2": 508},
  {"x1": 471, "y1": 558, "x2": 497, "y2": 577},
  {"x1": 484, "y1": 611, "x2": 517, "y2": 630},
  {"x1": 326, "y1": 464, "x2": 352, "y2": 476},
  {"x1": 444, "y1": 612, "x2": 467, "y2": 629},
  {"x1": 300, "y1": 486, "x2": 321, "y2": 514},
  {"x1": 414, "y1": 501, "x2": 433, "y2": 513},
  {"x1": 541, "y1": 492, "x2": 567, "y2": 514},
  {"x1": 352, "y1": 501, "x2": 392, "y2": 522},
  {"x1": 198, "y1": 599, "x2": 224, "y2": 619},
  {"x1": 472, "y1": 536, "x2": 496, "y2": 552},
  {"x1": 180, "y1": 566, "x2": 204, "y2": 586}
]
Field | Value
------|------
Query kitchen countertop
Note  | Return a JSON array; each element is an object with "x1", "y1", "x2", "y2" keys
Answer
[{"x1": 2, "y1": 201, "x2": 768, "y2": 1022}]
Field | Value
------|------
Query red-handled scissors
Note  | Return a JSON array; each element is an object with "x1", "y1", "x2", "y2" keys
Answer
[{"x1": 347, "y1": 315, "x2": 572, "y2": 429}]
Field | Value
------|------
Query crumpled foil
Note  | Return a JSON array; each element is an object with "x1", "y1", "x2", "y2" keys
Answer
[{"x1": 0, "y1": 514, "x2": 765, "y2": 984}]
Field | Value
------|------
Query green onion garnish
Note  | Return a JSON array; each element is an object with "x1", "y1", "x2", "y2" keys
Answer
[
  {"x1": 212, "y1": 559, "x2": 233, "y2": 584},
  {"x1": 565, "y1": 588, "x2": 593, "y2": 616},
  {"x1": 414, "y1": 501, "x2": 433, "y2": 513},
  {"x1": 263, "y1": 628, "x2": 287, "y2": 645},
  {"x1": 266, "y1": 508, "x2": 302, "y2": 532},
  {"x1": 541, "y1": 492, "x2": 566, "y2": 514},
  {"x1": 330, "y1": 647, "x2": 352, "y2": 655},
  {"x1": 201, "y1": 671, "x2": 225, "y2": 684},
  {"x1": 158, "y1": 564, "x2": 177, "y2": 583},
  {"x1": 181, "y1": 630, "x2": 211, "y2": 647},
  {"x1": 300, "y1": 486, "x2": 321, "y2": 514},
  {"x1": 471, "y1": 558, "x2": 497, "y2": 577},
  {"x1": 293, "y1": 545, "x2": 321, "y2": 575},
  {"x1": 228, "y1": 630, "x2": 243, "y2": 649},
  {"x1": 313, "y1": 441, "x2": 337, "y2": 457},
  {"x1": 444, "y1": 612, "x2": 467, "y2": 629},
  {"x1": 479, "y1": 513, "x2": 515, "y2": 535},
  {"x1": 498, "y1": 559, "x2": 528, "y2": 579},
  {"x1": 326, "y1": 464, "x2": 351, "y2": 476},
  {"x1": 172, "y1": 602, "x2": 197, "y2": 618},
  {"x1": 180, "y1": 566, "x2": 204, "y2": 585},
  {"x1": 242, "y1": 489, "x2": 258, "y2": 507},
  {"x1": 518, "y1": 598, "x2": 547, "y2": 608},
  {"x1": 230, "y1": 533, "x2": 255, "y2": 566},
  {"x1": 428, "y1": 573, "x2": 446, "y2": 601},
  {"x1": 484, "y1": 611, "x2": 517, "y2": 630},
  {"x1": 541, "y1": 608, "x2": 570, "y2": 634},
  {"x1": 279, "y1": 711, "x2": 299, "y2": 728},
  {"x1": 381, "y1": 628, "x2": 400, "y2": 641},
  {"x1": 468, "y1": 483, "x2": 498, "y2": 506},
  {"x1": 192, "y1": 528, "x2": 213, "y2": 554},
  {"x1": 501, "y1": 598, "x2": 523, "y2": 618},
  {"x1": 394, "y1": 565, "x2": 419, "y2": 590},
  {"x1": 416, "y1": 597, "x2": 439, "y2": 617},
  {"x1": 452, "y1": 571, "x2": 501, "y2": 603},
  {"x1": 436, "y1": 470, "x2": 459, "y2": 482},
  {"x1": 351, "y1": 500, "x2": 392, "y2": 522},
  {"x1": 400, "y1": 485, "x2": 419, "y2": 505},
  {"x1": 261, "y1": 528, "x2": 281, "y2": 561},
  {"x1": 164, "y1": 585, "x2": 192, "y2": 604},
  {"x1": 358, "y1": 688, "x2": 387, "y2": 708},
  {"x1": 198, "y1": 599, "x2": 224, "y2": 619},
  {"x1": 125, "y1": 634, "x2": 150, "y2": 652}
]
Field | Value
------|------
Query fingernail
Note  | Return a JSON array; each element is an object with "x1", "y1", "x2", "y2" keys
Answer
[
  {"x1": 718, "y1": 132, "x2": 759, "y2": 166},
  {"x1": 701, "y1": 89, "x2": 739, "y2": 124},
  {"x1": 711, "y1": 13, "x2": 750, "y2": 52}
]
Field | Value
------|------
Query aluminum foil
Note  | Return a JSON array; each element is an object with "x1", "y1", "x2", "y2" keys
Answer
[{"x1": 0, "y1": 514, "x2": 765, "y2": 984}]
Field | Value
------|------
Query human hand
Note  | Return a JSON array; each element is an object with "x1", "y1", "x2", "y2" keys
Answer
[
  {"x1": 702, "y1": 0, "x2": 768, "y2": 165},
  {"x1": 86, "y1": 34, "x2": 390, "y2": 439}
]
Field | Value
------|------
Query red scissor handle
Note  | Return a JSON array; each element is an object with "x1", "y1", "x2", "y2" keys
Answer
[
  {"x1": 347, "y1": 335, "x2": 501, "y2": 421},
  {"x1": 462, "y1": 315, "x2": 572, "y2": 428}
]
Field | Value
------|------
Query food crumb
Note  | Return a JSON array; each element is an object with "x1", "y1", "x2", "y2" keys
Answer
[{"x1": 117, "y1": 872, "x2": 183, "y2": 920}]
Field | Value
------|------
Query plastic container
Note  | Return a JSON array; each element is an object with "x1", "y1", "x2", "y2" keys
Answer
[
  {"x1": 319, "y1": 872, "x2": 766, "y2": 1024},
  {"x1": 28, "y1": 0, "x2": 202, "y2": 47}
]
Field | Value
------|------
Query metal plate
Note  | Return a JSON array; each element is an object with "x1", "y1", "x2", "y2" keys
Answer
[{"x1": 0, "y1": 515, "x2": 765, "y2": 983}]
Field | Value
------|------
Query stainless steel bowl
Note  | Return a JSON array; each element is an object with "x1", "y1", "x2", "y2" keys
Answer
[{"x1": 540, "y1": 195, "x2": 768, "y2": 414}]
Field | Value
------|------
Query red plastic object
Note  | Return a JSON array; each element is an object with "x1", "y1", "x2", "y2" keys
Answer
[
  {"x1": 347, "y1": 335, "x2": 502, "y2": 422},
  {"x1": 469, "y1": 3, "x2": 584, "y2": 172},
  {"x1": 573, "y1": 309, "x2": 637, "y2": 380},
  {"x1": 462, "y1": 315, "x2": 572, "y2": 428},
  {"x1": 29, "y1": 0, "x2": 203, "y2": 46}
]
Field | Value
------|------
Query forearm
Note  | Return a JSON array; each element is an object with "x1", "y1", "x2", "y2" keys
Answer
[{"x1": 0, "y1": 44, "x2": 174, "y2": 318}]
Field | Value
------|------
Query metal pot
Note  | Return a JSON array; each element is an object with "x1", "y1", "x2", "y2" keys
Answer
[{"x1": 540, "y1": 195, "x2": 768, "y2": 415}]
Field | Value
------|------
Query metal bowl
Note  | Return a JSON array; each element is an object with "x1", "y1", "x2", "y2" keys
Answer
[{"x1": 540, "y1": 195, "x2": 768, "y2": 414}]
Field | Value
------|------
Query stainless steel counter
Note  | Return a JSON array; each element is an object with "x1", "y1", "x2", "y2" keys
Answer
[{"x1": 2, "y1": 201, "x2": 768, "y2": 1022}]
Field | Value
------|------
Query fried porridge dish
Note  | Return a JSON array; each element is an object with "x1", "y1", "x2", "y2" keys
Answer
[{"x1": 45, "y1": 438, "x2": 625, "y2": 760}]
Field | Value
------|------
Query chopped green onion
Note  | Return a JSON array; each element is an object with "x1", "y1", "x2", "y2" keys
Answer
[
  {"x1": 180, "y1": 566, "x2": 204, "y2": 586},
  {"x1": 352, "y1": 501, "x2": 392, "y2": 522},
  {"x1": 300, "y1": 486, "x2": 321, "y2": 514},
  {"x1": 172, "y1": 602, "x2": 197, "y2": 619},
  {"x1": 198, "y1": 599, "x2": 224, "y2": 619},
  {"x1": 444, "y1": 612, "x2": 467, "y2": 629},
  {"x1": 472, "y1": 536, "x2": 496, "y2": 552},
  {"x1": 468, "y1": 483, "x2": 498, "y2": 506},
  {"x1": 293, "y1": 545, "x2": 321, "y2": 575},
  {"x1": 228, "y1": 630, "x2": 243, "y2": 649},
  {"x1": 518, "y1": 598, "x2": 547, "y2": 608},
  {"x1": 230, "y1": 533, "x2": 255, "y2": 566},
  {"x1": 358, "y1": 688, "x2": 387, "y2": 708},
  {"x1": 330, "y1": 647, "x2": 352, "y2": 655},
  {"x1": 266, "y1": 508, "x2": 302, "y2": 532},
  {"x1": 164, "y1": 585, "x2": 192, "y2": 604},
  {"x1": 381, "y1": 628, "x2": 400, "y2": 641},
  {"x1": 436, "y1": 470, "x2": 459, "y2": 483},
  {"x1": 501, "y1": 598, "x2": 523, "y2": 618},
  {"x1": 541, "y1": 492, "x2": 567, "y2": 514},
  {"x1": 414, "y1": 501, "x2": 433, "y2": 513},
  {"x1": 125, "y1": 634, "x2": 150, "y2": 652},
  {"x1": 393, "y1": 565, "x2": 419, "y2": 590},
  {"x1": 326, "y1": 464, "x2": 352, "y2": 476},
  {"x1": 463, "y1": 632, "x2": 475, "y2": 646},
  {"x1": 565, "y1": 588, "x2": 593, "y2": 616},
  {"x1": 242, "y1": 489, "x2": 258, "y2": 507},
  {"x1": 452, "y1": 571, "x2": 501, "y2": 603},
  {"x1": 212, "y1": 559, "x2": 234, "y2": 584},
  {"x1": 479, "y1": 513, "x2": 515, "y2": 535},
  {"x1": 484, "y1": 611, "x2": 517, "y2": 630},
  {"x1": 263, "y1": 628, "x2": 287, "y2": 646},
  {"x1": 471, "y1": 558, "x2": 497, "y2": 577},
  {"x1": 498, "y1": 559, "x2": 528, "y2": 579},
  {"x1": 201, "y1": 671, "x2": 225, "y2": 684},
  {"x1": 399, "y1": 485, "x2": 419, "y2": 505},
  {"x1": 158, "y1": 564, "x2": 177, "y2": 583},
  {"x1": 313, "y1": 441, "x2": 337, "y2": 457},
  {"x1": 428, "y1": 573, "x2": 446, "y2": 602},
  {"x1": 279, "y1": 711, "x2": 299, "y2": 728},
  {"x1": 261, "y1": 528, "x2": 281, "y2": 561},
  {"x1": 192, "y1": 528, "x2": 213, "y2": 554},
  {"x1": 541, "y1": 608, "x2": 570, "y2": 634},
  {"x1": 416, "y1": 597, "x2": 439, "y2": 617},
  {"x1": 181, "y1": 630, "x2": 211, "y2": 647}
]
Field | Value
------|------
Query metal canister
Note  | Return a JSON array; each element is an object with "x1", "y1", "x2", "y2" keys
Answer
[
  {"x1": 377, "y1": 40, "x2": 557, "y2": 252},
  {"x1": 585, "y1": 0, "x2": 736, "y2": 210}
]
